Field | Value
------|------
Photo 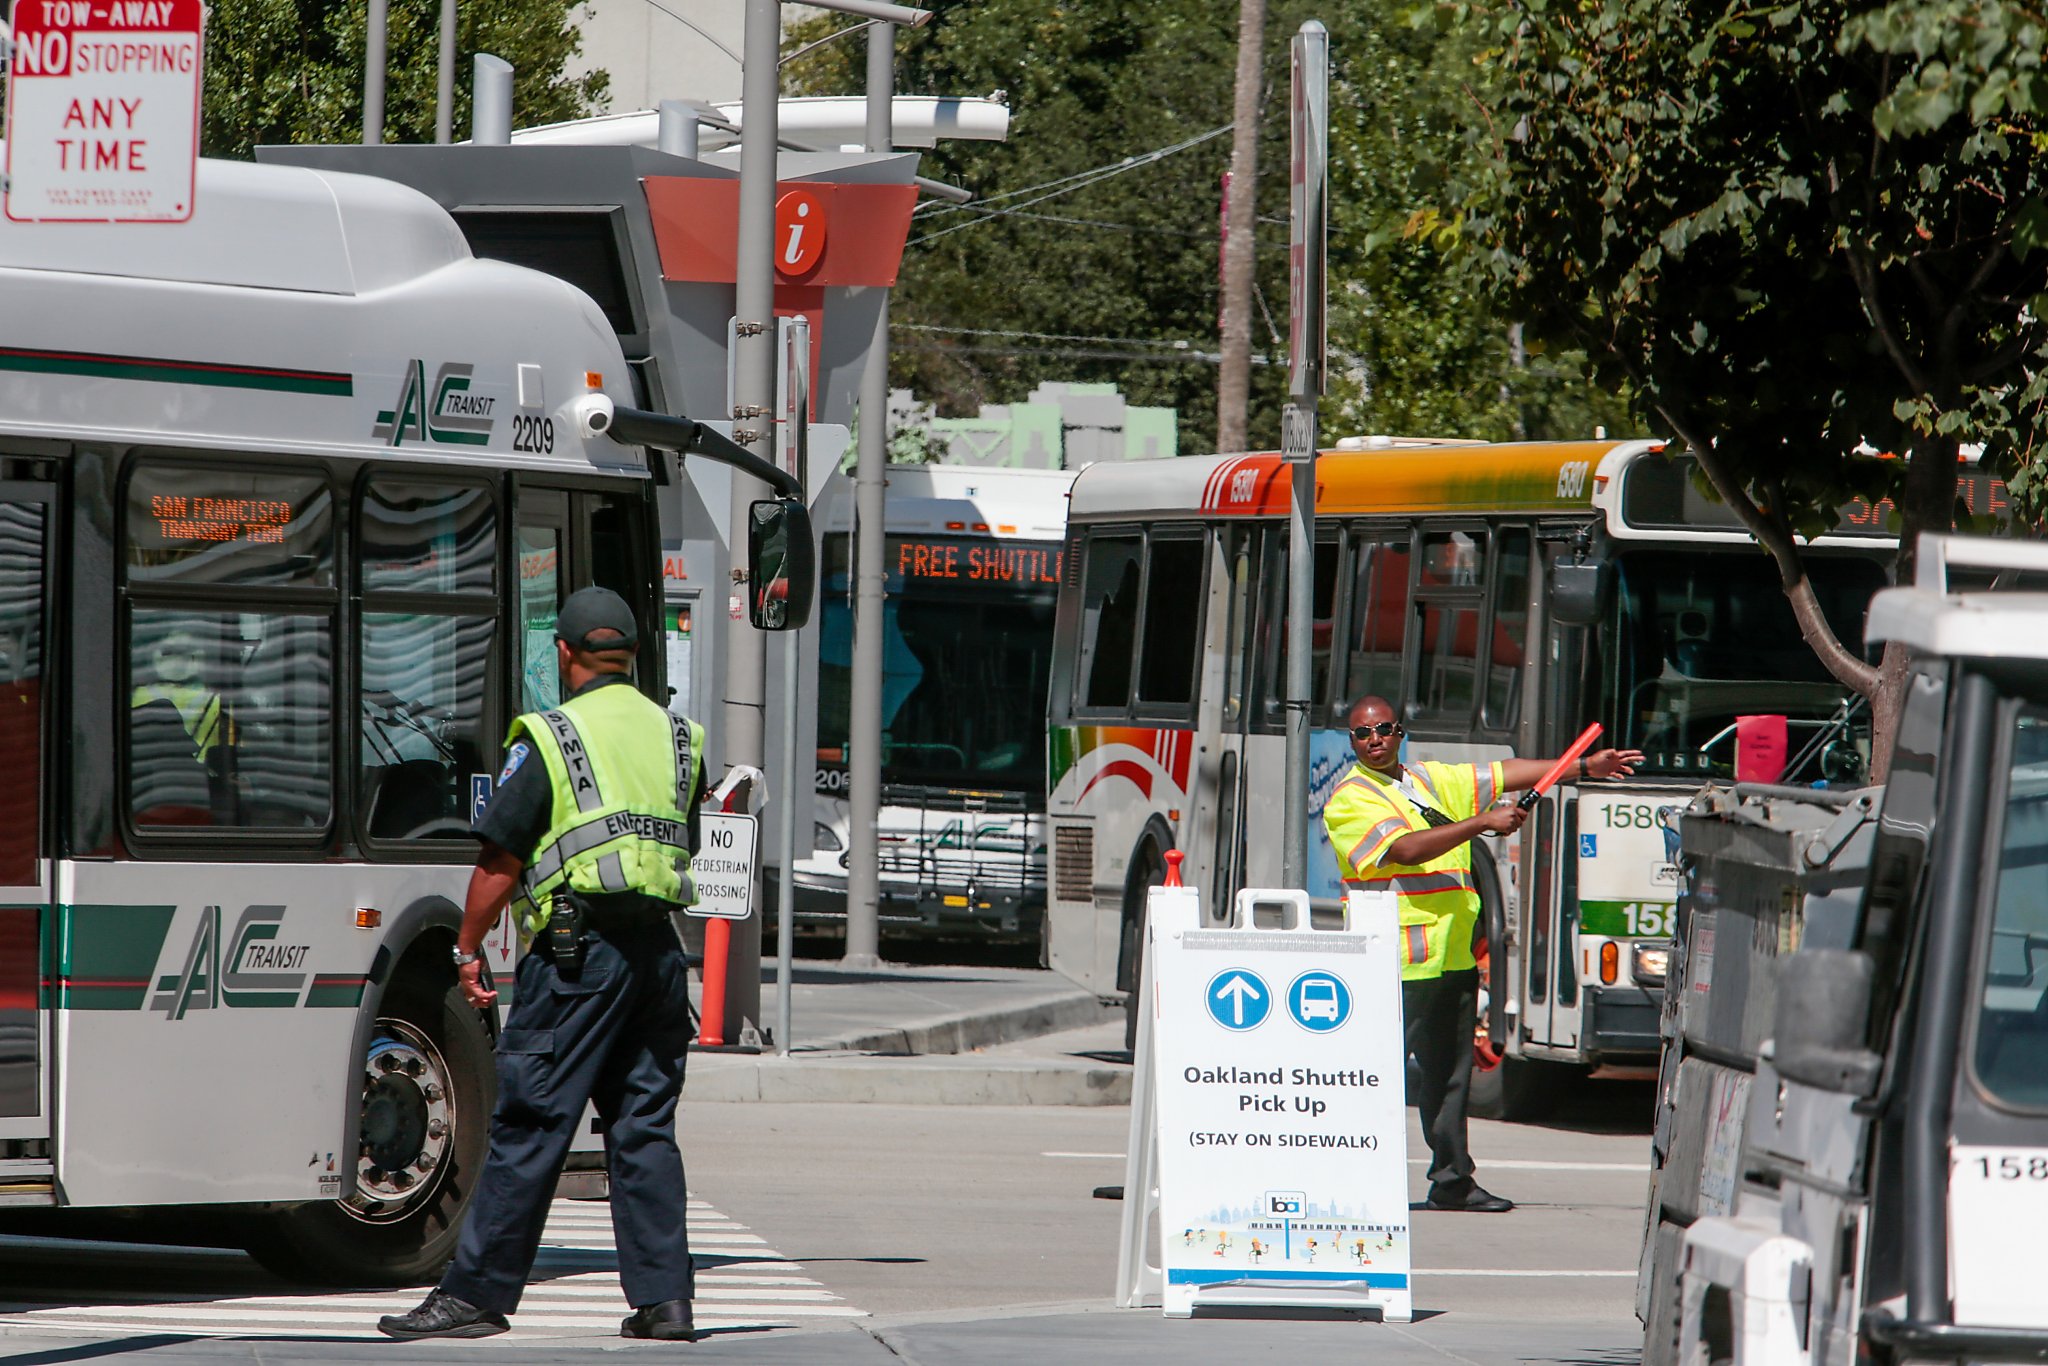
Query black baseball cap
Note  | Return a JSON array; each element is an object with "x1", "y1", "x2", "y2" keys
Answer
[{"x1": 555, "y1": 587, "x2": 639, "y2": 652}]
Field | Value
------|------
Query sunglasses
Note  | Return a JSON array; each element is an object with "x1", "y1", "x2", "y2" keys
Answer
[{"x1": 1351, "y1": 722, "x2": 1403, "y2": 740}]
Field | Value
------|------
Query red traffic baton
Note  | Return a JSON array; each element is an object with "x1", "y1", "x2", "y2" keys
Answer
[{"x1": 1517, "y1": 721, "x2": 1604, "y2": 811}]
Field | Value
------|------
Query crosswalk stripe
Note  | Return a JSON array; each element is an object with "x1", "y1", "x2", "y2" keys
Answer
[{"x1": 0, "y1": 1194, "x2": 864, "y2": 1340}]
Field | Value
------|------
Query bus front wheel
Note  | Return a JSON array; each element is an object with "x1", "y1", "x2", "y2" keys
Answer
[{"x1": 243, "y1": 973, "x2": 493, "y2": 1285}]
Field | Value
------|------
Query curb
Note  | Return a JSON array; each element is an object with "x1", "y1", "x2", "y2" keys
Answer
[
  {"x1": 790, "y1": 993, "x2": 1121, "y2": 1057},
  {"x1": 686, "y1": 1054, "x2": 1132, "y2": 1107}
]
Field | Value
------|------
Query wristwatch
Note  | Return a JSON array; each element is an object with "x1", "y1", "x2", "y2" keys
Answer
[
  {"x1": 1578, "y1": 756, "x2": 1591, "y2": 781},
  {"x1": 452, "y1": 947, "x2": 482, "y2": 967}
]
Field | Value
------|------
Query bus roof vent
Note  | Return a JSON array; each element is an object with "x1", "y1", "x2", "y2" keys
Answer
[{"x1": 1330, "y1": 435, "x2": 1487, "y2": 451}]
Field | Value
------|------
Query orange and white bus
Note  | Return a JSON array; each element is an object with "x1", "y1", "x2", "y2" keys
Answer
[{"x1": 1044, "y1": 438, "x2": 1938, "y2": 1114}]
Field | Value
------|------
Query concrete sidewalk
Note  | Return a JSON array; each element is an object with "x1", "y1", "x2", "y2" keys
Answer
[{"x1": 686, "y1": 961, "x2": 1130, "y2": 1106}]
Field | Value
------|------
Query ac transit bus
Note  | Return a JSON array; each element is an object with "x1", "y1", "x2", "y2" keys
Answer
[
  {"x1": 1044, "y1": 438, "x2": 1947, "y2": 1110},
  {"x1": 0, "y1": 149, "x2": 799, "y2": 1282},
  {"x1": 793, "y1": 465, "x2": 1072, "y2": 946}
]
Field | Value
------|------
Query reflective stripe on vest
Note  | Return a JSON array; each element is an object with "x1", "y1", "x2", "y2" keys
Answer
[{"x1": 511, "y1": 686, "x2": 703, "y2": 934}]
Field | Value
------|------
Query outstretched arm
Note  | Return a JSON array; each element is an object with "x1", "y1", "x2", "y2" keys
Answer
[{"x1": 1500, "y1": 748, "x2": 1646, "y2": 793}]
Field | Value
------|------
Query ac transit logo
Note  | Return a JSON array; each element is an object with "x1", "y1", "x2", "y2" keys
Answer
[
  {"x1": 151, "y1": 905, "x2": 311, "y2": 1018},
  {"x1": 373, "y1": 360, "x2": 495, "y2": 447}
]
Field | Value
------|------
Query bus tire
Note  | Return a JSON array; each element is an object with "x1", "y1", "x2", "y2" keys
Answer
[
  {"x1": 242, "y1": 972, "x2": 493, "y2": 1285},
  {"x1": 1119, "y1": 829, "x2": 1172, "y2": 1053}
]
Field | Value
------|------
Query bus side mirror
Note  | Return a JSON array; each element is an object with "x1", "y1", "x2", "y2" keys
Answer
[
  {"x1": 747, "y1": 498, "x2": 815, "y2": 631},
  {"x1": 1550, "y1": 558, "x2": 1612, "y2": 628},
  {"x1": 1769, "y1": 948, "x2": 1882, "y2": 1097}
]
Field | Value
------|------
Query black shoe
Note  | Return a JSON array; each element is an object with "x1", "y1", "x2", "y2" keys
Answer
[
  {"x1": 1425, "y1": 1179, "x2": 1514, "y2": 1213},
  {"x1": 622, "y1": 1298, "x2": 698, "y2": 1341},
  {"x1": 377, "y1": 1289, "x2": 510, "y2": 1340}
]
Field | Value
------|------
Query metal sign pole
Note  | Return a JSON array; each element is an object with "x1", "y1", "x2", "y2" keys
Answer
[
  {"x1": 717, "y1": 0, "x2": 782, "y2": 1045},
  {"x1": 1280, "y1": 20, "x2": 1329, "y2": 890},
  {"x1": 844, "y1": 19, "x2": 895, "y2": 968},
  {"x1": 775, "y1": 317, "x2": 809, "y2": 1055}
]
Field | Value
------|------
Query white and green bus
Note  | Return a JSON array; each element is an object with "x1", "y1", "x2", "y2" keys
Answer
[
  {"x1": 0, "y1": 148, "x2": 802, "y2": 1281},
  {"x1": 1043, "y1": 439, "x2": 1982, "y2": 1112}
]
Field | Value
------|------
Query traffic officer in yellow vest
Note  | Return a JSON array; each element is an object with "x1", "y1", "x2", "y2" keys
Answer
[
  {"x1": 381, "y1": 587, "x2": 706, "y2": 1342},
  {"x1": 1322, "y1": 695, "x2": 1640, "y2": 1213}
]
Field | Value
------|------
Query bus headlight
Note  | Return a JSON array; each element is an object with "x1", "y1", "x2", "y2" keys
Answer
[
  {"x1": 813, "y1": 821, "x2": 844, "y2": 853},
  {"x1": 1633, "y1": 944, "x2": 1670, "y2": 986}
]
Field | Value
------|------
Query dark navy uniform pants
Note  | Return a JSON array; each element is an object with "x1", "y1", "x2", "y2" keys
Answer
[
  {"x1": 440, "y1": 919, "x2": 694, "y2": 1316},
  {"x1": 1403, "y1": 967, "x2": 1478, "y2": 1189}
]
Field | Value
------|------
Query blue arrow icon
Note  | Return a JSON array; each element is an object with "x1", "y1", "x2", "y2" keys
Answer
[{"x1": 1205, "y1": 968, "x2": 1272, "y2": 1031}]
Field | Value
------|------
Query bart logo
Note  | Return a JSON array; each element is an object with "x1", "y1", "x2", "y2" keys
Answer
[{"x1": 373, "y1": 360, "x2": 495, "y2": 447}]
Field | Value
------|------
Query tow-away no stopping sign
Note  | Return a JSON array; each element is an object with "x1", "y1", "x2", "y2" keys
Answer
[{"x1": 4, "y1": 0, "x2": 205, "y2": 223}]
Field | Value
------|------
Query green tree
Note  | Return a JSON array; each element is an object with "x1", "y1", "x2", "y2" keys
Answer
[
  {"x1": 198, "y1": 0, "x2": 606, "y2": 156},
  {"x1": 786, "y1": 1, "x2": 1627, "y2": 451},
  {"x1": 1454, "y1": 0, "x2": 2048, "y2": 765}
]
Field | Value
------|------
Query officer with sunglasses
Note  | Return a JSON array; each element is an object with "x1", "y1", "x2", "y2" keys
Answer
[{"x1": 1323, "y1": 695, "x2": 1641, "y2": 1212}]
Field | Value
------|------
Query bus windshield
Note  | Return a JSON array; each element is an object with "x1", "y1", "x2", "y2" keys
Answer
[
  {"x1": 1604, "y1": 549, "x2": 1888, "y2": 782},
  {"x1": 818, "y1": 535, "x2": 1060, "y2": 795}
]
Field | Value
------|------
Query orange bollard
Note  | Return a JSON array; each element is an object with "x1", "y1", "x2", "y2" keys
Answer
[
  {"x1": 697, "y1": 916, "x2": 730, "y2": 1047},
  {"x1": 1164, "y1": 849, "x2": 1185, "y2": 887}
]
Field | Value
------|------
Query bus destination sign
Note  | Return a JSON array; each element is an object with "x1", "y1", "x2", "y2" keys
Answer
[
  {"x1": 149, "y1": 493, "x2": 295, "y2": 546},
  {"x1": 894, "y1": 538, "x2": 1061, "y2": 586}
]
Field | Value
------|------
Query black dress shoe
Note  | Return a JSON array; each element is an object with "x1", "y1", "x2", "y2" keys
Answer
[
  {"x1": 377, "y1": 1289, "x2": 510, "y2": 1340},
  {"x1": 1425, "y1": 1179, "x2": 1515, "y2": 1213},
  {"x1": 622, "y1": 1298, "x2": 698, "y2": 1341}
]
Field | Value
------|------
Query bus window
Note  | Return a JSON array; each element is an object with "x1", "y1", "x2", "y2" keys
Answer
[
  {"x1": 1606, "y1": 550, "x2": 1884, "y2": 779},
  {"x1": 1252, "y1": 533, "x2": 1339, "y2": 729},
  {"x1": 1411, "y1": 530, "x2": 1488, "y2": 724},
  {"x1": 1484, "y1": 529, "x2": 1532, "y2": 729},
  {"x1": 1972, "y1": 707, "x2": 2048, "y2": 1110},
  {"x1": 584, "y1": 491, "x2": 655, "y2": 682},
  {"x1": 357, "y1": 477, "x2": 499, "y2": 844},
  {"x1": 517, "y1": 522, "x2": 564, "y2": 712},
  {"x1": 0, "y1": 501, "x2": 44, "y2": 885},
  {"x1": 124, "y1": 463, "x2": 336, "y2": 832},
  {"x1": 1135, "y1": 533, "x2": 1205, "y2": 716},
  {"x1": 1345, "y1": 533, "x2": 1411, "y2": 707},
  {"x1": 1076, "y1": 533, "x2": 1143, "y2": 712},
  {"x1": 1223, "y1": 530, "x2": 1256, "y2": 724}
]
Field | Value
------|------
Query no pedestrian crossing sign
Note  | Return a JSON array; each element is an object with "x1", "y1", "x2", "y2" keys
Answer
[
  {"x1": 3, "y1": 0, "x2": 205, "y2": 223},
  {"x1": 687, "y1": 812, "x2": 757, "y2": 920},
  {"x1": 1130, "y1": 885, "x2": 1413, "y2": 1320}
]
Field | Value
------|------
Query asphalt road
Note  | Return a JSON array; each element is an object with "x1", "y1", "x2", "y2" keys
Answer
[{"x1": 0, "y1": 1081, "x2": 1656, "y2": 1364}]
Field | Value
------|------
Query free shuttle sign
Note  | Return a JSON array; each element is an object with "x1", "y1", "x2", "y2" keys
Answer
[{"x1": 3, "y1": 0, "x2": 204, "y2": 223}]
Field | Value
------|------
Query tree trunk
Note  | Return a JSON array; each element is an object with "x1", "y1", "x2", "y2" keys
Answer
[
  {"x1": 1865, "y1": 439, "x2": 1964, "y2": 779},
  {"x1": 1215, "y1": 0, "x2": 1265, "y2": 454}
]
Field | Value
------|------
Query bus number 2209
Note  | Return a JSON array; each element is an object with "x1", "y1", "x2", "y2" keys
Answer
[{"x1": 512, "y1": 416, "x2": 556, "y2": 454}]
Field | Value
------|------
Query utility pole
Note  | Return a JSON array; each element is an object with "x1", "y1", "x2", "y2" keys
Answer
[
  {"x1": 1216, "y1": 0, "x2": 1266, "y2": 453},
  {"x1": 720, "y1": 0, "x2": 782, "y2": 1043},
  {"x1": 1281, "y1": 20, "x2": 1327, "y2": 891},
  {"x1": 844, "y1": 19, "x2": 894, "y2": 969},
  {"x1": 362, "y1": 0, "x2": 388, "y2": 145},
  {"x1": 435, "y1": 0, "x2": 457, "y2": 144}
]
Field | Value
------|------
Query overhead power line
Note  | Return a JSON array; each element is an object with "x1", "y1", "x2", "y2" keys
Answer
[{"x1": 906, "y1": 123, "x2": 1234, "y2": 248}]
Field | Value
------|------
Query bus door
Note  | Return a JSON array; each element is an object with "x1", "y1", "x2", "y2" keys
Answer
[
  {"x1": 1202, "y1": 525, "x2": 1261, "y2": 916},
  {"x1": 1520, "y1": 541, "x2": 1591, "y2": 1054},
  {"x1": 0, "y1": 484, "x2": 53, "y2": 1151}
]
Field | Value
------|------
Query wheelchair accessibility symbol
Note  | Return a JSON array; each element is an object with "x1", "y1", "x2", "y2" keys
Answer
[
  {"x1": 1205, "y1": 968, "x2": 1272, "y2": 1031},
  {"x1": 1287, "y1": 971, "x2": 1352, "y2": 1033}
]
